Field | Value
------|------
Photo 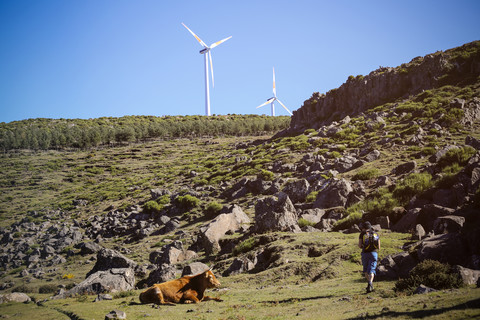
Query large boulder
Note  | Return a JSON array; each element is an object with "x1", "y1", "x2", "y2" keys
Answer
[
  {"x1": 313, "y1": 179, "x2": 353, "y2": 209},
  {"x1": 86, "y1": 248, "x2": 138, "y2": 278},
  {"x1": 149, "y1": 241, "x2": 197, "y2": 265},
  {"x1": 254, "y1": 192, "x2": 300, "y2": 233},
  {"x1": 453, "y1": 265, "x2": 480, "y2": 285},
  {"x1": 181, "y1": 262, "x2": 210, "y2": 276},
  {"x1": 223, "y1": 257, "x2": 255, "y2": 276},
  {"x1": 433, "y1": 215, "x2": 465, "y2": 234},
  {"x1": 392, "y1": 208, "x2": 421, "y2": 232},
  {"x1": 376, "y1": 251, "x2": 418, "y2": 280},
  {"x1": 416, "y1": 233, "x2": 469, "y2": 266},
  {"x1": 392, "y1": 161, "x2": 417, "y2": 175},
  {"x1": 334, "y1": 155, "x2": 363, "y2": 173},
  {"x1": 145, "y1": 264, "x2": 178, "y2": 286},
  {"x1": 64, "y1": 268, "x2": 135, "y2": 296},
  {"x1": 416, "y1": 204, "x2": 456, "y2": 233},
  {"x1": 299, "y1": 208, "x2": 326, "y2": 224},
  {"x1": 199, "y1": 205, "x2": 251, "y2": 255},
  {"x1": 0, "y1": 292, "x2": 31, "y2": 304},
  {"x1": 282, "y1": 179, "x2": 310, "y2": 203}
]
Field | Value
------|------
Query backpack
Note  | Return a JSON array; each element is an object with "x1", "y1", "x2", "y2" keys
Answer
[{"x1": 362, "y1": 230, "x2": 379, "y2": 252}]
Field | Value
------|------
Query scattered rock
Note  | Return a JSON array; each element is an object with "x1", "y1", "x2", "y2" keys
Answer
[
  {"x1": 453, "y1": 265, "x2": 480, "y2": 285},
  {"x1": 414, "y1": 284, "x2": 436, "y2": 294},
  {"x1": 105, "y1": 309, "x2": 127, "y2": 320},
  {"x1": 282, "y1": 179, "x2": 311, "y2": 203},
  {"x1": 313, "y1": 179, "x2": 353, "y2": 209},
  {"x1": 86, "y1": 248, "x2": 138, "y2": 278},
  {"x1": 392, "y1": 161, "x2": 417, "y2": 175},
  {"x1": 181, "y1": 262, "x2": 210, "y2": 276},
  {"x1": 146, "y1": 264, "x2": 178, "y2": 286},
  {"x1": 62, "y1": 268, "x2": 135, "y2": 297}
]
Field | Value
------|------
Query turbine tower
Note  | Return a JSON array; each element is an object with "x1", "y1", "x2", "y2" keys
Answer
[
  {"x1": 256, "y1": 67, "x2": 292, "y2": 116},
  {"x1": 182, "y1": 23, "x2": 232, "y2": 116}
]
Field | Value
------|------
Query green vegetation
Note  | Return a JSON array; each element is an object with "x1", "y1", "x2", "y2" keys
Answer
[
  {"x1": 175, "y1": 194, "x2": 200, "y2": 210},
  {"x1": 395, "y1": 260, "x2": 464, "y2": 295},
  {"x1": 0, "y1": 115, "x2": 290, "y2": 151},
  {"x1": 392, "y1": 172, "x2": 433, "y2": 203},
  {"x1": 352, "y1": 168, "x2": 379, "y2": 180}
]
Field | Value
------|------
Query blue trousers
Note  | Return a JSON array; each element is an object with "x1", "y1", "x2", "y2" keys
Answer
[{"x1": 361, "y1": 251, "x2": 378, "y2": 275}]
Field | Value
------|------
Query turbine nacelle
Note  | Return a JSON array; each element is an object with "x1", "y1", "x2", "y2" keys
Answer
[{"x1": 199, "y1": 48, "x2": 210, "y2": 55}]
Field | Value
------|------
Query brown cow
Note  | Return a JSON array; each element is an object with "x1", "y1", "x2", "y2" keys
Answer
[{"x1": 139, "y1": 269, "x2": 223, "y2": 305}]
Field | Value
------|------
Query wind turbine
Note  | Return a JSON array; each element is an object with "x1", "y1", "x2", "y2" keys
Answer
[
  {"x1": 256, "y1": 68, "x2": 293, "y2": 116},
  {"x1": 182, "y1": 23, "x2": 232, "y2": 116}
]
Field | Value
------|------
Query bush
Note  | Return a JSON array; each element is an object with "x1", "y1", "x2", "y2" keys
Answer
[
  {"x1": 258, "y1": 169, "x2": 275, "y2": 181},
  {"x1": 175, "y1": 194, "x2": 200, "y2": 210},
  {"x1": 352, "y1": 168, "x2": 379, "y2": 181},
  {"x1": 394, "y1": 260, "x2": 463, "y2": 294},
  {"x1": 438, "y1": 146, "x2": 476, "y2": 169},
  {"x1": 143, "y1": 200, "x2": 163, "y2": 214},
  {"x1": 392, "y1": 172, "x2": 433, "y2": 203},
  {"x1": 305, "y1": 191, "x2": 319, "y2": 203},
  {"x1": 233, "y1": 237, "x2": 258, "y2": 256},
  {"x1": 39, "y1": 283, "x2": 59, "y2": 294},
  {"x1": 298, "y1": 218, "x2": 316, "y2": 228},
  {"x1": 206, "y1": 201, "x2": 223, "y2": 216}
]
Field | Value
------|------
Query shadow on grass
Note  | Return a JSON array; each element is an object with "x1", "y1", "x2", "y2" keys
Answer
[
  {"x1": 261, "y1": 295, "x2": 334, "y2": 305},
  {"x1": 346, "y1": 297, "x2": 480, "y2": 319}
]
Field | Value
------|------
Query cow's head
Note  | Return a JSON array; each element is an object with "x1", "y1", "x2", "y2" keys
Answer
[{"x1": 204, "y1": 269, "x2": 221, "y2": 288}]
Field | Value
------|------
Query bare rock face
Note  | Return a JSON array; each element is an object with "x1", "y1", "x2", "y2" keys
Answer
[
  {"x1": 254, "y1": 192, "x2": 300, "y2": 234},
  {"x1": 199, "y1": 205, "x2": 251, "y2": 255},
  {"x1": 290, "y1": 41, "x2": 480, "y2": 132}
]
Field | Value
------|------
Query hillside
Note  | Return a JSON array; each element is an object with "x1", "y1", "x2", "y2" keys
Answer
[{"x1": 1, "y1": 41, "x2": 480, "y2": 319}]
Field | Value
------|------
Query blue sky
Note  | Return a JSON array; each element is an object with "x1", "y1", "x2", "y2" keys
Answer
[{"x1": 0, "y1": 0, "x2": 479, "y2": 123}]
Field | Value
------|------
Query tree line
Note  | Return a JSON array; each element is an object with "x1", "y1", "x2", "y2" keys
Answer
[{"x1": 0, "y1": 115, "x2": 291, "y2": 151}]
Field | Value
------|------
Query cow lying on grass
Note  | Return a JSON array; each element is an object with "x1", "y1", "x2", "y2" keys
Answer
[{"x1": 139, "y1": 269, "x2": 223, "y2": 305}]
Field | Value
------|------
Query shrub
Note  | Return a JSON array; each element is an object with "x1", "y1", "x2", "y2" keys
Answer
[
  {"x1": 206, "y1": 201, "x2": 223, "y2": 216},
  {"x1": 394, "y1": 260, "x2": 463, "y2": 294},
  {"x1": 39, "y1": 283, "x2": 59, "y2": 294},
  {"x1": 175, "y1": 194, "x2": 200, "y2": 210},
  {"x1": 305, "y1": 191, "x2": 319, "y2": 203},
  {"x1": 437, "y1": 146, "x2": 476, "y2": 169},
  {"x1": 352, "y1": 168, "x2": 379, "y2": 181},
  {"x1": 62, "y1": 273, "x2": 75, "y2": 280},
  {"x1": 258, "y1": 169, "x2": 275, "y2": 181},
  {"x1": 298, "y1": 218, "x2": 316, "y2": 228},
  {"x1": 143, "y1": 200, "x2": 163, "y2": 214},
  {"x1": 233, "y1": 237, "x2": 258, "y2": 256},
  {"x1": 392, "y1": 172, "x2": 433, "y2": 203}
]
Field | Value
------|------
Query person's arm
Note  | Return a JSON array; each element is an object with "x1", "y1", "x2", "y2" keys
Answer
[
  {"x1": 377, "y1": 239, "x2": 380, "y2": 251},
  {"x1": 358, "y1": 237, "x2": 363, "y2": 249}
]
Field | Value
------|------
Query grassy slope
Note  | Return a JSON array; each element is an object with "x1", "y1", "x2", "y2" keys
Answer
[{"x1": 1, "y1": 231, "x2": 479, "y2": 319}]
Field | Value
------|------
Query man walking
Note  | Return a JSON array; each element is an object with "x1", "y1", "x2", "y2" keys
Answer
[{"x1": 358, "y1": 221, "x2": 380, "y2": 293}]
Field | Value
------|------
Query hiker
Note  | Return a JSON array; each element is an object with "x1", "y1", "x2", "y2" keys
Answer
[{"x1": 358, "y1": 221, "x2": 380, "y2": 293}]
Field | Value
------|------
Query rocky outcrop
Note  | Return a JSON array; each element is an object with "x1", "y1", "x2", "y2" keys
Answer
[
  {"x1": 0, "y1": 292, "x2": 31, "y2": 304},
  {"x1": 290, "y1": 41, "x2": 480, "y2": 132},
  {"x1": 86, "y1": 248, "x2": 138, "y2": 278}
]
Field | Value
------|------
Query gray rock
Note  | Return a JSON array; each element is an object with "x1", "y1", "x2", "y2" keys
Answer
[
  {"x1": 313, "y1": 179, "x2": 353, "y2": 209},
  {"x1": 433, "y1": 215, "x2": 465, "y2": 234},
  {"x1": 429, "y1": 145, "x2": 459, "y2": 163},
  {"x1": 466, "y1": 135, "x2": 480, "y2": 150},
  {"x1": 224, "y1": 257, "x2": 255, "y2": 276},
  {"x1": 254, "y1": 193, "x2": 300, "y2": 234},
  {"x1": 413, "y1": 224, "x2": 426, "y2": 240},
  {"x1": 417, "y1": 233, "x2": 468, "y2": 266},
  {"x1": 181, "y1": 262, "x2": 210, "y2": 276},
  {"x1": 199, "y1": 204, "x2": 251, "y2": 255},
  {"x1": 417, "y1": 204, "x2": 456, "y2": 233},
  {"x1": 62, "y1": 268, "x2": 135, "y2": 297},
  {"x1": 77, "y1": 241, "x2": 103, "y2": 255},
  {"x1": 299, "y1": 208, "x2": 326, "y2": 224},
  {"x1": 392, "y1": 208, "x2": 421, "y2": 233},
  {"x1": 86, "y1": 248, "x2": 138, "y2": 278},
  {"x1": 453, "y1": 265, "x2": 480, "y2": 285},
  {"x1": 334, "y1": 156, "x2": 362, "y2": 173},
  {"x1": 0, "y1": 292, "x2": 31, "y2": 304},
  {"x1": 364, "y1": 150, "x2": 381, "y2": 162},
  {"x1": 282, "y1": 179, "x2": 311, "y2": 203},
  {"x1": 414, "y1": 284, "x2": 436, "y2": 294},
  {"x1": 105, "y1": 310, "x2": 127, "y2": 320},
  {"x1": 392, "y1": 161, "x2": 417, "y2": 175},
  {"x1": 146, "y1": 264, "x2": 178, "y2": 286}
]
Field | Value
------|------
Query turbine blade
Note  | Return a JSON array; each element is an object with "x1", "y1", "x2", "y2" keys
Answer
[
  {"x1": 277, "y1": 99, "x2": 293, "y2": 115},
  {"x1": 209, "y1": 51, "x2": 214, "y2": 88},
  {"x1": 210, "y1": 36, "x2": 232, "y2": 49},
  {"x1": 181, "y1": 23, "x2": 208, "y2": 48},
  {"x1": 273, "y1": 67, "x2": 276, "y2": 97},
  {"x1": 256, "y1": 98, "x2": 274, "y2": 109}
]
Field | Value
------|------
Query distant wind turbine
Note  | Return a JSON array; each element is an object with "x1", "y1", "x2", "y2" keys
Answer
[
  {"x1": 256, "y1": 67, "x2": 292, "y2": 116},
  {"x1": 182, "y1": 23, "x2": 232, "y2": 116}
]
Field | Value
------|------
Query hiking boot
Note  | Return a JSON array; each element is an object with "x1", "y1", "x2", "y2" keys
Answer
[{"x1": 366, "y1": 283, "x2": 374, "y2": 293}]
